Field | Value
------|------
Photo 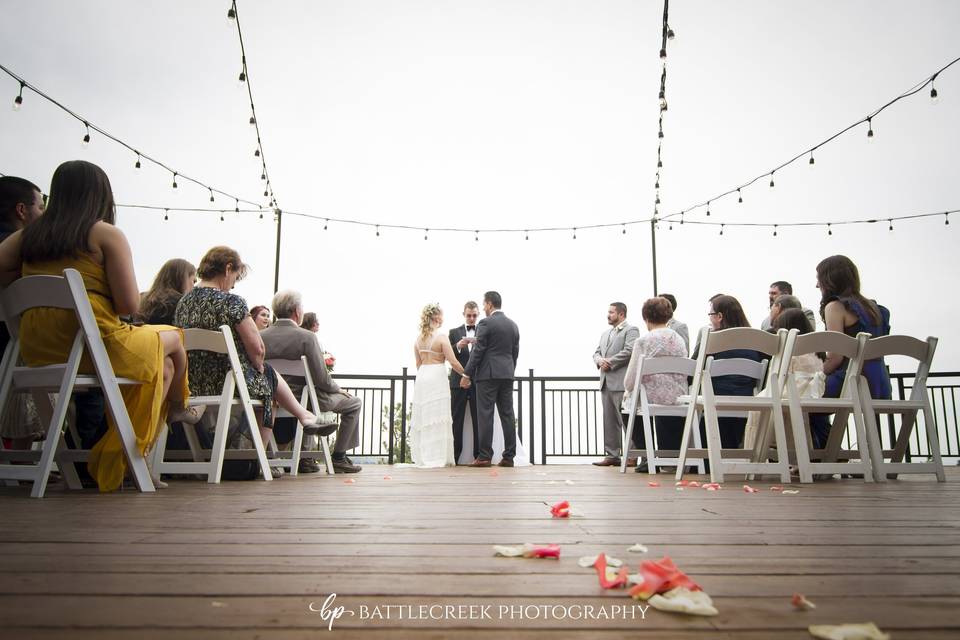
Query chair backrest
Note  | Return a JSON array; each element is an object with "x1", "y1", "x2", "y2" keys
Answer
[
  {"x1": 793, "y1": 331, "x2": 859, "y2": 360},
  {"x1": 701, "y1": 327, "x2": 796, "y2": 393},
  {"x1": 266, "y1": 357, "x2": 309, "y2": 378},
  {"x1": 708, "y1": 357, "x2": 768, "y2": 381},
  {"x1": 637, "y1": 356, "x2": 697, "y2": 377},
  {"x1": 861, "y1": 334, "x2": 937, "y2": 395},
  {"x1": 0, "y1": 273, "x2": 77, "y2": 338},
  {"x1": 182, "y1": 327, "x2": 230, "y2": 354}
]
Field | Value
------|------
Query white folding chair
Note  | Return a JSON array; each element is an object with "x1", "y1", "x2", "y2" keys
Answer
[
  {"x1": 676, "y1": 327, "x2": 797, "y2": 484},
  {"x1": 620, "y1": 356, "x2": 705, "y2": 475},
  {"x1": 267, "y1": 356, "x2": 336, "y2": 475},
  {"x1": 857, "y1": 335, "x2": 944, "y2": 482},
  {"x1": 0, "y1": 269, "x2": 154, "y2": 497},
  {"x1": 779, "y1": 331, "x2": 874, "y2": 483},
  {"x1": 150, "y1": 326, "x2": 273, "y2": 483}
]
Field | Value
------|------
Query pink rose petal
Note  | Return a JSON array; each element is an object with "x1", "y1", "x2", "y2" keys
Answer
[{"x1": 743, "y1": 484, "x2": 759, "y2": 493}]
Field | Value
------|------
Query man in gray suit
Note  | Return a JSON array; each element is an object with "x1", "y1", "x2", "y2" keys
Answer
[
  {"x1": 592, "y1": 302, "x2": 641, "y2": 466},
  {"x1": 261, "y1": 290, "x2": 362, "y2": 474},
  {"x1": 461, "y1": 291, "x2": 520, "y2": 468}
]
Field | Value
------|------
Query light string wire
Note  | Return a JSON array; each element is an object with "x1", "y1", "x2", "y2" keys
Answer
[
  {"x1": 230, "y1": 0, "x2": 279, "y2": 209},
  {"x1": 0, "y1": 62, "x2": 266, "y2": 210},
  {"x1": 658, "y1": 55, "x2": 960, "y2": 223},
  {"x1": 652, "y1": 0, "x2": 671, "y2": 227}
]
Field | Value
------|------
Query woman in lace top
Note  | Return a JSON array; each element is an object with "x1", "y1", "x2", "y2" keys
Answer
[{"x1": 623, "y1": 297, "x2": 688, "y2": 407}]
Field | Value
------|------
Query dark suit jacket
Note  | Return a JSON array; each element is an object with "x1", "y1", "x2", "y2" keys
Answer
[
  {"x1": 448, "y1": 325, "x2": 476, "y2": 388},
  {"x1": 260, "y1": 319, "x2": 342, "y2": 408},
  {"x1": 463, "y1": 311, "x2": 519, "y2": 381}
]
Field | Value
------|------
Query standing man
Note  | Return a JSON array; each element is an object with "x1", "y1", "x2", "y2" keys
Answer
[
  {"x1": 659, "y1": 293, "x2": 689, "y2": 355},
  {"x1": 761, "y1": 280, "x2": 817, "y2": 331},
  {"x1": 461, "y1": 291, "x2": 520, "y2": 468},
  {"x1": 449, "y1": 301, "x2": 480, "y2": 463},
  {"x1": 262, "y1": 290, "x2": 362, "y2": 474},
  {"x1": 592, "y1": 302, "x2": 640, "y2": 467}
]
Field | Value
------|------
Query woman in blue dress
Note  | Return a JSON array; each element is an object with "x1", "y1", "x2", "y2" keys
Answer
[{"x1": 813, "y1": 255, "x2": 891, "y2": 448}]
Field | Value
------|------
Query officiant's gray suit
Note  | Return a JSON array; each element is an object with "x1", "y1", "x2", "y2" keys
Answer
[
  {"x1": 593, "y1": 322, "x2": 641, "y2": 459},
  {"x1": 464, "y1": 310, "x2": 520, "y2": 461}
]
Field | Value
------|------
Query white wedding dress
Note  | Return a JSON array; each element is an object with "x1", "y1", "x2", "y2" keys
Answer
[{"x1": 410, "y1": 338, "x2": 456, "y2": 468}]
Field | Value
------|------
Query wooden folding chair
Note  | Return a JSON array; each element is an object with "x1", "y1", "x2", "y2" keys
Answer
[
  {"x1": 0, "y1": 268, "x2": 154, "y2": 497},
  {"x1": 267, "y1": 356, "x2": 336, "y2": 475},
  {"x1": 150, "y1": 326, "x2": 273, "y2": 483},
  {"x1": 779, "y1": 331, "x2": 874, "y2": 483},
  {"x1": 676, "y1": 327, "x2": 797, "y2": 484},
  {"x1": 620, "y1": 356, "x2": 705, "y2": 475},
  {"x1": 857, "y1": 335, "x2": 944, "y2": 482}
]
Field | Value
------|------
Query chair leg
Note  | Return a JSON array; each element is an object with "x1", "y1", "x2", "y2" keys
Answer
[
  {"x1": 890, "y1": 410, "x2": 917, "y2": 464},
  {"x1": 209, "y1": 403, "x2": 231, "y2": 484},
  {"x1": 691, "y1": 410, "x2": 705, "y2": 475},
  {"x1": 675, "y1": 405, "x2": 697, "y2": 481},
  {"x1": 55, "y1": 432, "x2": 83, "y2": 490},
  {"x1": 858, "y1": 382, "x2": 887, "y2": 483},
  {"x1": 641, "y1": 412, "x2": 656, "y2": 475},
  {"x1": 30, "y1": 391, "x2": 74, "y2": 498},
  {"x1": 787, "y1": 381, "x2": 814, "y2": 484},
  {"x1": 922, "y1": 403, "x2": 946, "y2": 482},
  {"x1": 767, "y1": 379, "x2": 792, "y2": 483},
  {"x1": 289, "y1": 424, "x2": 304, "y2": 477},
  {"x1": 620, "y1": 412, "x2": 635, "y2": 474},
  {"x1": 320, "y1": 436, "x2": 334, "y2": 475}
]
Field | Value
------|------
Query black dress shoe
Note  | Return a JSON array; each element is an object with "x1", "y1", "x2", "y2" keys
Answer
[
  {"x1": 298, "y1": 458, "x2": 321, "y2": 474},
  {"x1": 469, "y1": 458, "x2": 492, "y2": 468},
  {"x1": 497, "y1": 458, "x2": 514, "y2": 467},
  {"x1": 634, "y1": 461, "x2": 650, "y2": 473}
]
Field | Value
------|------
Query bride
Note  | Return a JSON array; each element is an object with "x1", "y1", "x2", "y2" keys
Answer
[{"x1": 410, "y1": 303, "x2": 465, "y2": 467}]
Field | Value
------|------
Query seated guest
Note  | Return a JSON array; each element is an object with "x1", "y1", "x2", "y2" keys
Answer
[
  {"x1": 250, "y1": 305, "x2": 271, "y2": 331},
  {"x1": 693, "y1": 294, "x2": 763, "y2": 449},
  {"x1": 300, "y1": 311, "x2": 320, "y2": 333},
  {"x1": 262, "y1": 290, "x2": 362, "y2": 473},
  {"x1": 766, "y1": 294, "x2": 802, "y2": 331},
  {"x1": 0, "y1": 176, "x2": 45, "y2": 449},
  {"x1": 622, "y1": 297, "x2": 688, "y2": 472},
  {"x1": 0, "y1": 160, "x2": 197, "y2": 491},
  {"x1": 815, "y1": 255, "x2": 891, "y2": 449},
  {"x1": 760, "y1": 280, "x2": 817, "y2": 330},
  {"x1": 174, "y1": 246, "x2": 328, "y2": 476},
  {"x1": 744, "y1": 308, "x2": 826, "y2": 449},
  {"x1": 658, "y1": 293, "x2": 689, "y2": 355},
  {"x1": 138, "y1": 258, "x2": 197, "y2": 325}
]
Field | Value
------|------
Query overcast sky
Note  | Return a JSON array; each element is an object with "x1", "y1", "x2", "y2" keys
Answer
[{"x1": 1, "y1": 0, "x2": 958, "y2": 375}]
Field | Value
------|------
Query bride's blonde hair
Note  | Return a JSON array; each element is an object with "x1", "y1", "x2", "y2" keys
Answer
[{"x1": 419, "y1": 303, "x2": 443, "y2": 342}]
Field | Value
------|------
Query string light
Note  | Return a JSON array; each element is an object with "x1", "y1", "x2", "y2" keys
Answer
[
  {"x1": 171, "y1": 172, "x2": 178, "y2": 189},
  {"x1": 809, "y1": 152, "x2": 815, "y2": 166},
  {"x1": 769, "y1": 172, "x2": 775, "y2": 188},
  {"x1": 254, "y1": 148, "x2": 260, "y2": 157},
  {"x1": 706, "y1": 201, "x2": 711, "y2": 216},
  {"x1": 134, "y1": 154, "x2": 141, "y2": 169},
  {"x1": 249, "y1": 115, "x2": 256, "y2": 126},
  {"x1": 164, "y1": 208, "x2": 169, "y2": 221},
  {"x1": 324, "y1": 218, "x2": 329, "y2": 231},
  {"x1": 525, "y1": 230, "x2": 529, "y2": 241},
  {"x1": 424, "y1": 228, "x2": 429, "y2": 240},
  {"x1": 866, "y1": 117, "x2": 875, "y2": 141},
  {"x1": 376, "y1": 225, "x2": 380, "y2": 237},
  {"x1": 719, "y1": 224, "x2": 724, "y2": 236},
  {"x1": 81, "y1": 122, "x2": 91, "y2": 147},
  {"x1": 828, "y1": 223, "x2": 833, "y2": 236},
  {"x1": 888, "y1": 219, "x2": 893, "y2": 231},
  {"x1": 666, "y1": 25, "x2": 675, "y2": 40},
  {"x1": 659, "y1": 48, "x2": 667, "y2": 61},
  {"x1": 946, "y1": 213, "x2": 950, "y2": 226},
  {"x1": 573, "y1": 228, "x2": 577, "y2": 240},
  {"x1": 209, "y1": 189, "x2": 215, "y2": 203},
  {"x1": 220, "y1": 212, "x2": 225, "y2": 222},
  {"x1": 475, "y1": 230, "x2": 479, "y2": 242},
  {"x1": 930, "y1": 84, "x2": 939, "y2": 104},
  {"x1": 737, "y1": 189, "x2": 742, "y2": 204},
  {"x1": 12, "y1": 81, "x2": 23, "y2": 111},
  {"x1": 621, "y1": 224, "x2": 626, "y2": 235},
  {"x1": 235, "y1": 198, "x2": 239, "y2": 213},
  {"x1": 227, "y1": 5, "x2": 236, "y2": 21}
]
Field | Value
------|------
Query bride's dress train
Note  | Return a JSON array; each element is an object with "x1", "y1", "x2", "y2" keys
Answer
[
  {"x1": 409, "y1": 364, "x2": 455, "y2": 467},
  {"x1": 457, "y1": 410, "x2": 530, "y2": 466}
]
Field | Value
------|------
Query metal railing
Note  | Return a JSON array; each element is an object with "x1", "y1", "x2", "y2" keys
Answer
[{"x1": 333, "y1": 369, "x2": 960, "y2": 465}]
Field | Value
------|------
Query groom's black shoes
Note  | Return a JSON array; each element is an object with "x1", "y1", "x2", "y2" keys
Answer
[
  {"x1": 497, "y1": 458, "x2": 514, "y2": 468},
  {"x1": 469, "y1": 458, "x2": 492, "y2": 468}
]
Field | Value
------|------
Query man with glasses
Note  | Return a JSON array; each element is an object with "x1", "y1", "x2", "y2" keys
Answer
[{"x1": 449, "y1": 301, "x2": 481, "y2": 463}]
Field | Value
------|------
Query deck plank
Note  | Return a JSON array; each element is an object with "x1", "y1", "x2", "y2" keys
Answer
[{"x1": 0, "y1": 465, "x2": 957, "y2": 638}]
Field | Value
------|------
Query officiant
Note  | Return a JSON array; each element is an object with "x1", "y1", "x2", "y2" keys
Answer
[{"x1": 449, "y1": 301, "x2": 481, "y2": 463}]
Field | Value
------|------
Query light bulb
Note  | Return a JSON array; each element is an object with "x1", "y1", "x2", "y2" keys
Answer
[
  {"x1": 171, "y1": 173, "x2": 178, "y2": 190},
  {"x1": 227, "y1": 7, "x2": 236, "y2": 21},
  {"x1": 809, "y1": 153, "x2": 815, "y2": 166},
  {"x1": 81, "y1": 125, "x2": 91, "y2": 148},
  {"x1": 209, "y1": 190, "x2": 215, "y2": 203},
  {"x1": 706, "y1": 202, "x2": 711, "y2": 216},
  {"x1": 773, "y1": 225, "x2": 778, "y2": 237},
  {"x1": 249, "y1": 115, "x2": 256, "y2": 126},
  {"x1": 254, "y1": 149, "x2": 260, "y2": 157},
  {"x1": 866, "y1": 118, "x2": 874, "y2": 141},
  {"x1": 237, "y1": 71, "x2": 246, "y2": 87},
  {"x1": 930, "y1": 86, "x2": 939, "y2": 104},
  {"x1": 659, "y1": 48, "x2": 667, "y2": 61},
  {"x1": 737, "y1": 189, "x2": 743, "y2": 204},
  {"x1": 135, "y1": 155, "x2": 141, "y2": 169},
  {"x1": 234, "y1": 200, "x2": 240, "y2": 213},
  {"x1": 12, "y1": 95, "x2": 22, "y2": 111},
  {"x1": 666, "y1": 26, "x2": 675, "y2": 40},
  {"x1": 719, "y1": 224, "x2": 724, "y2": 236},
  {"x1": 827, "y1": 223, "x2": 833, "y2": 236}
]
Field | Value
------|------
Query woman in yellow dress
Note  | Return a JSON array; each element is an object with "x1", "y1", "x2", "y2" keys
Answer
[{"x1": 0, "y1": 160, "x2": 195, "y2": 491}]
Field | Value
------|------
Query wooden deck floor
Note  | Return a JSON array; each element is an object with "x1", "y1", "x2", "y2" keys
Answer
[{"x1": 0, "y1": 465, "x2": 958, "y2": 639}]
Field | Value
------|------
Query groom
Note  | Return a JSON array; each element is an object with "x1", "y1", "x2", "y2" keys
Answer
[{"x1": 460, "y1": 291, "x2": 520, "y2": 468}]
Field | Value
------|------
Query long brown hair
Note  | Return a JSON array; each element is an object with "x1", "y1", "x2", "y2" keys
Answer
[
  {"x1": 710, "y1": 295, "x2": 750, "y2": 329},
  {"x1": 816, "y1": 255, "x2": 880, "y2": 324},
  {"x1": 21, "y1": 160, "x2": 116, "y2": 262},
  {"x1": 140, "y1": 258, "x2": 196, "y2": 321}
]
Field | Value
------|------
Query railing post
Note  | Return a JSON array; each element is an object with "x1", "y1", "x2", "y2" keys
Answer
[
  {"x1": 516, "y1": 375, "x2": 523, "y2": 449},
  {"x1": 540, "y1": 377, "x2": 547, "y2": 465},
  {"x1": 388, "y1": 376, "x2": 396, "y2": 465},
  {"x1": 400, "y1": 367, "x2": 408, "y2": 464},
  {"x1": 528, "y1": 368, "x2": 535, "y2": 465}
]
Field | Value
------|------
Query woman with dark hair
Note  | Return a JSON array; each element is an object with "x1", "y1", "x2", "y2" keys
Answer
[
  {"x1": 174, "y1": 246, "x2": 328, "y2": 473},
  {"x1": 817, "y1": 255, "x2": 891, "y2": 399},
  {"x1": 693, "y1": 294, "x2": 763, "y2": 449},
  {"x1": 139, "y1": 258, "x2": 197, "y2": 325},
  {"x1": 300, "y1": 311, "x2": 319, "y2": 333},
  {"x1": 250, "y1": 305, "x2": 271, "y2": 331},
  {"x1": 0, "y1": 160, "x2": 196, "y2": 491}
]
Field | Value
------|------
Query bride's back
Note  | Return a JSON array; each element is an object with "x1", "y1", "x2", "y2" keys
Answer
[{"x1": 416, "y1": 332, "x2": 446, "y2": 365}]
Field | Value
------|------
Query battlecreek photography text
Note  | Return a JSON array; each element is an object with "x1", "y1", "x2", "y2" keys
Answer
[{"x1": 308, "y1": 595, "x2": 649, "y2": 630}]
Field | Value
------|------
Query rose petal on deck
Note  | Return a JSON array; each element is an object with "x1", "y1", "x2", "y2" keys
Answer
[
  {"x1": 627, "y1": 543, "x2": 649, "y2": 554},
  {"x1": 382, "y1": 475, "x2": 392, "y2": 480},
  {"x1": 770, "y1": 485, "x2": 784, "y2": 491},
  {"x1": 783, "y1": 489, "x2": 800, "y2": 495},
  {"x1": 687, "y1": 481, "x2": 701, "y2": 488},
  {"x1": 550, "y1": 500, "x2": 571, "y2": 518},
  {"x1": 578, "y1": 554, "x2": 623, "y2": 569},
  {"x1": 791, "y1": 592, "x2": 817, "y2": 610},
  {"x1": 629, "y1": 556, "x2": 702, "y2": 600},
  {"x1": 702, "y1": 482, "x2": 722, "y2": 491},
  {"x1": 523, "y1": 543, "x2": 561, "y2": 559},
  {"x1": 648, "y1": 481, "x2": 661, "y2": 487},
  {"x1": 593, "y1": 553, "x2": 629, "y2": 589},
  {"x1": 808, "y1": 622, "x2": 890, "y2": 640},
  {"x1": 343, "y1": 479, "x2": 356, "y2": 484},
  {"x1": 564, "y1": 479, "x2": 576, "y2": 485},
  {"x1": 489, "y1": 470, "x2": 499, "y2": 477},
  {"x1": 648, "y1": 587, "x2": 719, "y2": 616},
  {"x1": 675, "y1": 480, "x2": 690, "y2": 487},
  {"x1": 743, "y1": 484, "x2": 759, "y2": 493},
  {"x1": 493, "y1": 544, "x2": 526, "y2": 557}
]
